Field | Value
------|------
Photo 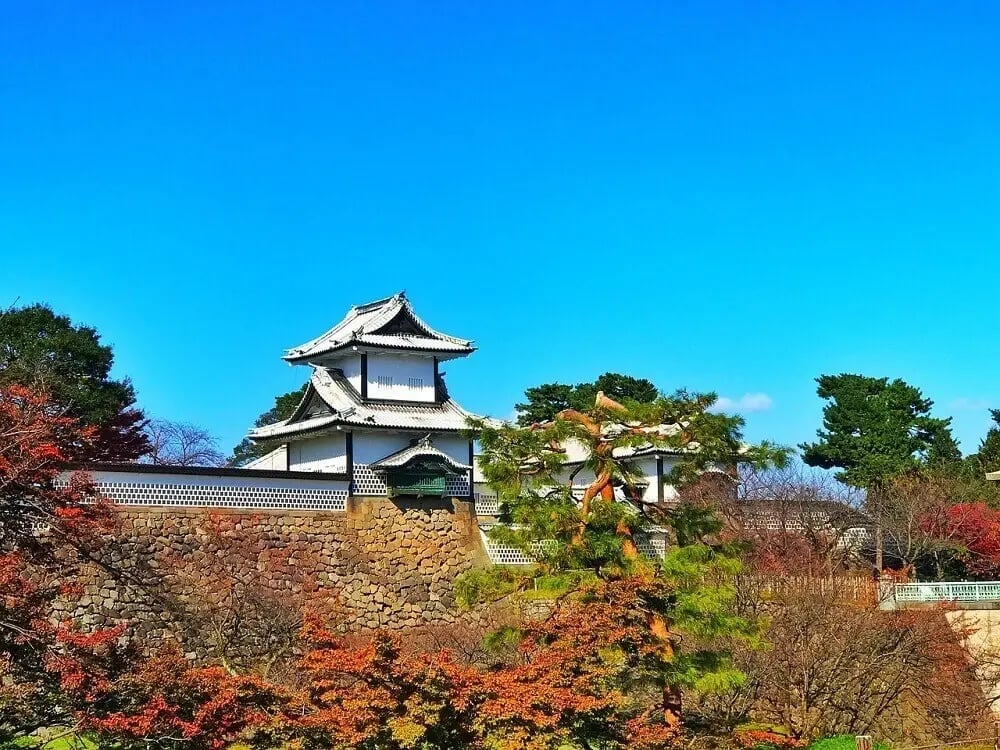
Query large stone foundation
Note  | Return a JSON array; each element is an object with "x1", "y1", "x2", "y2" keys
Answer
[{"x1": 56, "y1": 496, "x2": 488, "y2": 644}]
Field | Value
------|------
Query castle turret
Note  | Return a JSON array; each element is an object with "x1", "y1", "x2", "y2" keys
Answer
[{"x1": 249, "y1": 293, "x2": 480, "y2": 500}]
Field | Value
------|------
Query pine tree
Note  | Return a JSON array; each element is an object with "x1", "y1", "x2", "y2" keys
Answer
[
  {"x1": 801, "y1": 374, "x2": 956, "y2": 488},
  {"x1": 229, "y1": 385, "x2": 307, "y2": 466},
  {"x1": 972, "y1": 409, "x2": 1000, "y2": 473},
  {"x1": 514, "y1": 371, "x2": 658, "y2": 425},
  {"x1": 468, "y1": 389, "x2": 786, "y2": 736}
]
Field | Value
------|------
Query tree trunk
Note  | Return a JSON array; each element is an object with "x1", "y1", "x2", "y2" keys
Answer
[
  {"x1": 649, "y1": 612, "x2": 682, "y2": 730},
  {"x1": 869, "y1": 482, "x2": 884, "y2": 571}
]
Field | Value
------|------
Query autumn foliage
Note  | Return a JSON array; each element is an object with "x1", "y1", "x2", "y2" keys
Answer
[
  {"x1": 924, "y1": 502, "x2": 1000, "y2": 578},
  {"x1": 56, "y1": 576, "x2": 681, "y2": 750},
  {"x1": 0, "y1": 384, "x2": 689, "y2": 749},
  {"x1": 0, "y1": 385, "x2": 121, "y2": 740},
  {"x1": 54, "y1": 646, "x2": 287, "y2": 750},
  {"x1": 3, "y1": 380, "x2": 996, "y2": 748}
]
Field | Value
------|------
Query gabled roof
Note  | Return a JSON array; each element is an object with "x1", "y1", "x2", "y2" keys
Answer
[
  {"x1": 249, "y1": 367, "x2": 481, "y2": 440},
  {"x1": 284, "y1": 292, "x2": 475, "y2": 363},
  {"x1": 370, "y1": 435, "x2": 471, "y2": 474}
]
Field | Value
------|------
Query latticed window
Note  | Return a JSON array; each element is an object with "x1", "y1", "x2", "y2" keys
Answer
[
  {"x1": 408, "y1": 377, "x2": 423, "y2": 389},
  {"x1": 376, "y1": 375, "x2": 393, "y2": 388}
]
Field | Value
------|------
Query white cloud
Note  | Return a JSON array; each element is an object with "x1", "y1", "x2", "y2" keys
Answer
[
  {"x1": 713, "y1": 392, "x2": 774, "y2": 413},
  {"x1": 950, "y1": 397, "x2": 991, "y2": 411}
]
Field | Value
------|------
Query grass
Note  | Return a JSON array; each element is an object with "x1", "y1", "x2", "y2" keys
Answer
[
  {"x1": 810, "y1": 737, "x2": 890, "y2": 750},
  {"x1": 2, "y1": 733, "x2": 96, "y2": 750}
]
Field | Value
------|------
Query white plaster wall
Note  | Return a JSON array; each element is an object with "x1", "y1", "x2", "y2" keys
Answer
[
  {"x1": 429, "y1": 434, "x2": 472, "y2": 465},
  {"x1": 244, "y1": 445, "x2": 287, "y2": 470},
  {"x1": 366, "y1": 353, "x2": 435, "y2": 402},
  {"x1": 634, "y1": 456, "x2": 659, "y2": 503},
  {"x1": 339, "y1": 355, "x2": 363, "y2": 393},
  {"x1": 353, "y1": 431, "x2": 470, "y2": 465},
  {"x1": 560, "y1": 438, "x2": 590, "y2": 463},
  {"x1": 643, "y1": 455, "x2": 683, "y2": 504},
  {"x1": 288, "y1": 433, "x2": 347, "y2": 472},
  {"x1": 353, "y1": 432, "x2": 415, "y2": 465}
]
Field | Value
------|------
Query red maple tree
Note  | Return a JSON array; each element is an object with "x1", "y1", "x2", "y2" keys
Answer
[
  {"x1": 926, "y1": 502, "x2": 1000, "y2": 578},
  {"x1": 0, "y1": 384, "x2": 120, "y2": 740}
]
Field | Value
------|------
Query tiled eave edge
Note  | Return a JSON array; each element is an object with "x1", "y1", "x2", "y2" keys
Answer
[
  {"x1": 283, "y1": 339, "x2": 475, "y2": 364},
  {"x1": 251, "y1": 420, "x2": 475, "y2": 442}
]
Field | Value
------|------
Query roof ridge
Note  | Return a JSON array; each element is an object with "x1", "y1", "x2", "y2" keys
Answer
[
  {"x1": 352, "y1": 291, "x2": 405, "y2": 313},
  {"x1": 285, "y1": 300, "x2": 473, "y2": 361}
]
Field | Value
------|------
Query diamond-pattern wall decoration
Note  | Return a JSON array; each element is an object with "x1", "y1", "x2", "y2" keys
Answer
[
  {"x1": 353, "y1": 464, "x2": 471, "y2": 498},
  {"x1": 56, "y1": 474, "x2": 348, "y2": 511},
  {"x1": 352, "y1": 464, "x2": 388, "y2": 496}
]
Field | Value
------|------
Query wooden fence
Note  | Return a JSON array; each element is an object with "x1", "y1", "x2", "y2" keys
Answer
[{"x1": 739, "y1": 574, "x2": 881, "y2": 605}]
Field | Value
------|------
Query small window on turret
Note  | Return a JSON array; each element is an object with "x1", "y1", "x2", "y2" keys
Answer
[
  {"x1": 376, "y1": 375, "x2": 393, "y2": 388},
  {"x1": 408, "y1": 377, "x2": 423, "y2": 389}
]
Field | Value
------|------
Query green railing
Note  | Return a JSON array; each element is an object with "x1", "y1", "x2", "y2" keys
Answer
[
  {"x1": 386, "y1": 473, "x2": 447, "y2": 498},
  {"x1": 894, "y1": 581, "x2": 1000, "y2": 603}
]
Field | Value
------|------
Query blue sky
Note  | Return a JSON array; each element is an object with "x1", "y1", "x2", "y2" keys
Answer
[{"x1": 2, "y1": 2, "x2": 999, "y2": 457}]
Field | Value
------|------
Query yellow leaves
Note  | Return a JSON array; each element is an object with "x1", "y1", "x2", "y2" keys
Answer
[{"x1": 388, "y1": 716, "x2": 427, "y2": 749}]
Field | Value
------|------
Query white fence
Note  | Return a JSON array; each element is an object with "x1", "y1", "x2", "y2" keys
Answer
[
  {"x1": 478, "y1": 524, "x2": 668, "y2": 566},
  {"x1": 61, "y1": 465, "x2": 350, "y2": 511},
  {"x1": 894, "y1": 581, "x2": 1000, "y2": 604}
]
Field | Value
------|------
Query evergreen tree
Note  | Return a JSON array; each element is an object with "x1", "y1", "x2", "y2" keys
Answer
[
  {"x1": 801, "y1": 374, "x2": 956, "y2": 488},
  {"x1": 0, "y1": 304, "x2": 148, "y2": 461},
  {"x1": 513, "y1": 383, "x2": 576, "y2": 425},
  {"x1": 229, "y1": 384, "x2": 307, "y2": 466},
  {"x1": 972, "y1": 409, "x2": 1000, "y2": 473},
  {"x1": 925, "y1": 421, "x2": 963, "y2": 468},
  {"x1": 515, "y1": 371, "x2": 658, "y2": 425},
  {"x1": 467, "y1": 389, "x2": 786, "y2": 735},
  {"x1": 801, "y1": 374, "x2": 959, "y2": 569}
]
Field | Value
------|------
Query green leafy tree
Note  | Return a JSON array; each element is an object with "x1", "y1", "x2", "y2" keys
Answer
[
  {"x1": 801, "y1": 374, "x2": 956, "y2": 488},
  {"x1": 514, "y1": 383, "x2": 576, "y2": 425},
  {"x1": 970, "y1": 409, "x2": 1000, "y2": 474},
  {"x1": 0, "y1": 304, "x2": 148, "y2": 461},
  {"x1": 925, "y1": 421, "x2": 963, "y2": 468},
  {"x1": 801, "y1": 374, "x2": 959, "y2": 569},
  {"x1": 229, "y1": 384, "x2": 307, "y2": 466},
  {"x1": 515, "y1": 371, "x2": 658, "y2": 425},
  {"x1": 468, "y1": 389, "x2": 787, "y2": 735}
]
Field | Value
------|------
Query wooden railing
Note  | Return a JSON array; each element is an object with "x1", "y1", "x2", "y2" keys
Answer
[{"x1": 741, "y1": 575, "x2": 880, "y2": 605}]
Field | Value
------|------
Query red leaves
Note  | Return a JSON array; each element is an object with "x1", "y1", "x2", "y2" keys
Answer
[
  {"x1": 0, "y1": 384, "x2": 113, "y2": 554},
  {"x1": 924, "y1": 502, "x2": 1000, "y2": 577},
  {"x1": 286, "y1": 577, "x2": 679, "y2": 750},
  {"x1": 0, "y1": 385, "x2": 130, "y2": 734},
  {"x1": 292, "y1": 628, "x2": 475, "y2": 748},
  {"x1": 0, "y1": 385, "x2": 686, "y2": 748},
  {"x1": 61, "y1": 577, "x2": 681, "y2": 750},
  {"x1": 60, "y1": 645, "x2": 290, "y2": 750}
]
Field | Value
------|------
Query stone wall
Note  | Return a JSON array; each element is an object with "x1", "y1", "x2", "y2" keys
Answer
[{"x1": 58, "y1": 496, "x2": 488, "y2": 646}]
